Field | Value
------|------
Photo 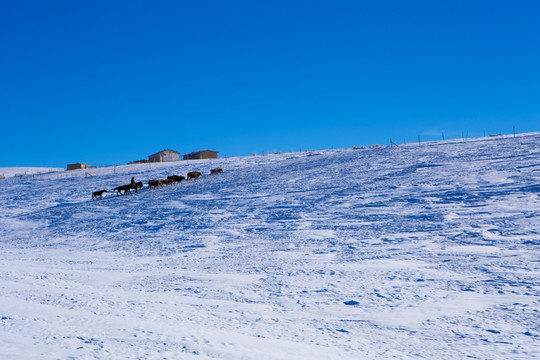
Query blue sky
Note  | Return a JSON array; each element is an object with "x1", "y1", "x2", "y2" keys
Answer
[{"x1": 1, "y1": 1, "x2": 539, "y2": 167}]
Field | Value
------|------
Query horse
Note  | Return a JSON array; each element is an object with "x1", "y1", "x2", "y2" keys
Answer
[
  {"x1": 131, "y1": 181, "x2": 143, "y2": 192},
  {"x1": 187, "y1": 171, "x2": 202, "y2": 181},
  {"x1": 210, "y1": 168, "x2": 223, "y2": 175},
  {"x1": 92, "y1": 189, "x2": 107, "y2": 200}
]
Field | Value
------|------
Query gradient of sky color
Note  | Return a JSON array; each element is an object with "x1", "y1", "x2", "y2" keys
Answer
[{"x1": 1, "y1": 0, "x2": 539, "y2": 167}]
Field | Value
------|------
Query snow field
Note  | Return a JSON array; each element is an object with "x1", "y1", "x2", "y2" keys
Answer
[{"x1": 0, "y1": 133, "x2": 539, "y2": 359}]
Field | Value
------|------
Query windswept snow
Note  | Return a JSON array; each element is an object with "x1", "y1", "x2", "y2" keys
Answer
[{"x1": 0, "y1": 134, "x2": 539, "y2": 359}]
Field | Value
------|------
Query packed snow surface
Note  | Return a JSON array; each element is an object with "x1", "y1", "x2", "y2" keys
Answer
[{"x1": 0, "y1": 134, "x2": 539, "y2": 359}]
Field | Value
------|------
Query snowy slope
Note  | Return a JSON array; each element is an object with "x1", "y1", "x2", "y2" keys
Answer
[
  {"x1": 0, "y1": 167, "x2": 64, "y2": 179},
  {"x1": 0, "y1": 134, "x2": 539, "y2": 359}
]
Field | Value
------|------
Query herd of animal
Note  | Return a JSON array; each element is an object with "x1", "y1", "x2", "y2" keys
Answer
[{"x1": 91, "y1": 168, "x2": 223, "y2": 200}]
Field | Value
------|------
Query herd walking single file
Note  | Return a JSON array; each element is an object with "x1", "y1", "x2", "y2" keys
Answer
[{"x1": 93, "y1": 169, "x2": 224, "y2": 199}]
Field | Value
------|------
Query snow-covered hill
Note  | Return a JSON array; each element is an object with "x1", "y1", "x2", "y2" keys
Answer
[
  {"x1": 0, "y1": 167, "x2": 64, "y2": 179},
  {"x1": 0, "y1": 134, "x2": 539, "y2": 359}
]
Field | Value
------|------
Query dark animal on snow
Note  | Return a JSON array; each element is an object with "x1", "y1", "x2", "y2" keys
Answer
[
  {"x1": 210, "y1": 168, "x2": 223, "y2": 175},
  {"x1": 131, "y1": 181, "x2": 143, "y2": 192},
  {"x1": 114, "y1": 184, "x2": 132, "y2": 195},
  {"x1": 148, "y1": 179, "x2": 161, "y2": 189},
  {"x1": 92, "y1": 189, "x2": 107, "y2": 200},
  {"x1": 187, "y1": 171, "x2": 202, "y2": 181},
  {"x1": 159, "y1": 178, "x2": 173, "y2": 186},
  {"x1": 167, "y1": 175, "x2": 185, "y2": 183}
]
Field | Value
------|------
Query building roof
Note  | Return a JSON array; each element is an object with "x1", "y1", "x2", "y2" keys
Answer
[
  {"x1": 186, "y1": 149, "x2": 218, "y2": 155},
  {"x1": 149, "y1": 149, "x2": 180, "y2": 157}
]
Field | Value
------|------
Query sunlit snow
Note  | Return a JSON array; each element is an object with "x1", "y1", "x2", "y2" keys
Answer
[{"x1": 0, "y1": 134, "x2": 539, "y2": 359}]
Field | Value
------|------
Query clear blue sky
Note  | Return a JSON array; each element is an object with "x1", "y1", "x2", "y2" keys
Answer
[{"x1": 1, "y1": 1, "x2": 539, "y2": 167}]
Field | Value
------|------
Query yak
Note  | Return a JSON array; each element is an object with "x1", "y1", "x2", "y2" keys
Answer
[
  {"x1": 148, "y1": 179, "x2": 161, "y2": 189},
  {"x1": 92, "y1": 189, "x2": 107, "y2": 200},
  {"x1": 160, "y1": 178, "x2": 173, "y2": 186},
  {"x1": 114, "y1": 184, "x2": 132, "y2": 196},
  {"x1": 167, "y1": 175, "x2": 186, "y2": 183},
  {"x1": 187, "y1": 171, "x2": 202, "y2": 181}
]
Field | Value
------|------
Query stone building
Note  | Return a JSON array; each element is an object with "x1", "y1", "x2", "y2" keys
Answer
[
  {"x1": 67, "y1": 163, "x2": 93, "y2": 171},
  {"x1": 148, "y1": 149, "x2": 181, "y2": 163},
  {"x1": 183, "y1": 150, "x2": 218, "y2": 160}
]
